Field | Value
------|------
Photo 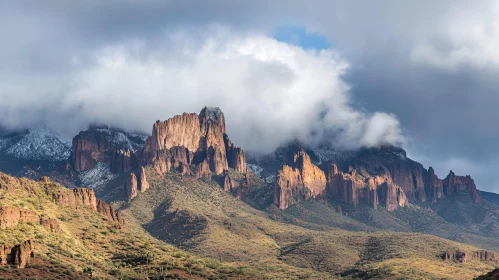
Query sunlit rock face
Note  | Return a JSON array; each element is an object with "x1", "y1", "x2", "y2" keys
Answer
[{"x1": 140, "y1": 107, "x2": 246, "y2": 177}]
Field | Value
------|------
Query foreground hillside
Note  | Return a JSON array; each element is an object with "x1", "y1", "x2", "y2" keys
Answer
[
  {"x1": 0, "y1": 172, "x2": 284, "y2": 279},
  {"x1": 112, "y1": 168, "x2": 498, "y2": 279}
]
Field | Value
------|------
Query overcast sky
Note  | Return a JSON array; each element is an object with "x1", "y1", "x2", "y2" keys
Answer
[{"x1": 2, "y1": 1, "x2": 499, "y2": 192}]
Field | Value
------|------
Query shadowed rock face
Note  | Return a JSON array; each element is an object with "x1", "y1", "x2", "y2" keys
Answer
[
  {"x1": 96, "y1": 200, "x2": 125, "y2": 226},
  {"x1": 274, "y1": 151, "x2": 327, "y2": 209},
  {"x1": 443, "y1": 250, "x2": 497, "y2": 263},
  {"x1": 0, "y1": 240, "x2": 35, "y2": 268},
  {"x1": 70, "y1": 127, "x2": 146, "y2": 173},
  {"x1": 273, "y1": 144, "x2": 479, "y2": 211},
  {"x1": 326, "y1": 162, "x2": 406, "y2": 211},
  {"x1": 223, "y1": 170, "x2": 235, "y2": 192},
  {"x1": 140, "y1": 107, "x2": 246, "y2": 177},
  {"x1": 346, "y1": 146, "x2": 482, "y2": 205}
]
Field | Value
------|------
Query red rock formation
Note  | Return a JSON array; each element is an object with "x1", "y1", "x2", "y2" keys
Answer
[
  {"x1": 274, "y1": 151, "x2": 326, "y2": 209},
  {"x1": 0, "y1": 207, "x2": 39, "y2": 229},
  {"x1": 125, "y1": 173, "x2": 138, "y2": 201},
  {"x1": 71, "y1": 130, "x2": 113, "y2": 171},
  {"x1": 111, "y1": 148, "x2": 134, "y2": 173},
  {"x1": 52, "y1": 187, "x2": 98, "y2": 211},
  {"x1": 224, "y1": 134, "x2": 246, "y2": 173},
  {"x1": 40, "y1": 218, "x2": 61, "y2": 233},
  {"x1": 96, "y1": 200, "x2": 125, "y2": 226},
  {"x1": 195, "y1": 159, "x2": 212, "y2": 180},
  {"x1": 0, "y1": 240, "x2": 36, "y2": 268},
  {"x1": 71, "y1": 128, "x2": 143, "y2": 173},
  {"x1": 140, "y1": 107, "x2": 246, "y2": 177},
  {"x1": 349, "y1": 146, "x2": 481, "y2": 205},
  {"x1": 0, "y1": 245, "x2": 8, "y2": 265},
  {"x1": 443, "y1": 250, "x2": 497, "y2": 263},
  {"x1": 244, "y1": 169, "x2": 251, "y2": 185},
  {"x1": 138, "y1": 166, "x2": 149, "y2": 192},
  {"x1": 179, "y1": 163, "x2": 191, "y2": 176},
  {"x1": 426, "y1": 166, "x2": 444, "y2": 202},
  {"x1": 377, "y1": 182, "x2": 407, "y2": 212},
  {"x1": 146, "y1": 113, "x2": 201, "y2": 152},
  {"x1": 443, "y1": 171, "x2": 481, "y2": 203},
  {"x1": 223, "y1": 170, "x2": 235, "y2": 192},
  {"x1": 39, "y1": 176, "x2": 50, "y2": 183},
  {"x1": 326, "y1": 162, "x2": 406, "y2": 211}
]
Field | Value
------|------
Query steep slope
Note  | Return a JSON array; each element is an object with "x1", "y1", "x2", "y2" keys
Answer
[
  {"x1": 115, "y1": 167, "x2": 498, "y2": 279},
  {"x1": 0, "y1": 125, "x2": 70, "y2": 162},
  {"x1": 0, "y1": 172, "x2": 267, "y2": 279}
]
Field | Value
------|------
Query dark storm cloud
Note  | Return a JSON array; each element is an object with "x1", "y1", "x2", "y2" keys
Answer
[{"x1": 2, "y1": 1, "x2": 499, "y2": 191}]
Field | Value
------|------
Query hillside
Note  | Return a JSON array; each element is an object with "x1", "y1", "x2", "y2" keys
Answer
[
  {"x1": 113, "y1": 167, "x2": 498, "y2": 279},
  {"x1": 0, "y1": 172, "x2": 278, "y2": 279}
]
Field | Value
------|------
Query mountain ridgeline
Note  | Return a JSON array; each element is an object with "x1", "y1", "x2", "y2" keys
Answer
[
  {"x1": 0, "y1": 107, "x2": 485, "y2": 213},
  {"x1": 2, "y1": 107, "x2": 499, "y2": 279}
]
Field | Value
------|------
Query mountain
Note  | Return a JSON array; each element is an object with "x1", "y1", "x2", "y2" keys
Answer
[
  {"x1": 2, "y1": 107, "x2": 499, "y2": 279},
  {"x1": 0, "y1": 125, "x2": 70, "y2": 162}
]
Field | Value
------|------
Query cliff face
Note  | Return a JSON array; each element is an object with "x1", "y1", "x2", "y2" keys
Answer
[
  {"x1": 326, "y1": 162, "x2": 406, "y2": 211},
  {"x1": 70, "y1": 127, "x2": 146, "y2": 173},
  {"x1": 274, "y1": 151, "x2": 326, "y2": 209},
  {"x1": 0, "y1": 240, "x2": 35, "y2": 268},
  {"x1": 0, "y1": 207, "x2": 38, "y2": 229},
  {"x1": 123, "y1": 167, "x2": 150, "y2": 201},
  {"x1": 140, "y1": 107, "x2": 246, "y2": 179},
  {"x1": 272, "y1": 145, "x2": 479, "y2": 211},
  {"x1": 348, "y1": 146, "x2": 481, "y2": 205}
]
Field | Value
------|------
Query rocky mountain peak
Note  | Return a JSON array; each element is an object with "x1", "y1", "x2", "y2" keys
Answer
[
  {"x1": 140, "y1": 107, "x2": 246, "y2": 179},
  {"x1": 0, "y1": 125, "x2": 70, "y2": 162}
]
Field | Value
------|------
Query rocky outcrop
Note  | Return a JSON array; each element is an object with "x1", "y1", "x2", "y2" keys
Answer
[
  {"x1": 138, "y1": 166, "x2": 149, "y2": 192},
  {"x1": 50, "y1": 186, "x2": 124, "y2": 225},
  {"x1": 377, "y1": 182, "x2": 407, "y2": 211},
  {"x1": 426, "y1": 167, "x2": 444, "y2": 202},
  {"x1": 0, "y1": 240, "x2": 35, "y2": 268},
  {"x1": 274, "y1": 151, "x2": 326, "y2": 209},
  {"x1": 71, "y1": 130, "x2": 114, "y2": 172},
  {"x1": 0, "y1": 240, "x2": 36, "y2": 268},
  {"x1": 442, "y1": 250, "x2": 497, "y2": 263},
  {"x1": 443, "y1": 171, "x2": 481, "y2": 203},
  {"x1": 223, "y1": 170, "x2": 235, "y2": 192},
  {"x1": 97, "y1": 200, "x2": 125, "y2": 226},
  {"x1": 326, "y1": 162, "x2": 407, "y2": 211},
  {"x1": 244, "y1": 169, "x2": 251, "y2": 185},
  {"x1": 124, "y1": 168, "x2": 151, "y2": 200},
  {"x1": 348, "y1": 146, "x2": 482, "y2": 205},
  {"x1": 52, "y1": 188, "x2": 96, "y2": 210},
  {"x1": 40, "y1": 217, "x2": 61, "y2": 233},
  {"x1": 0, "y1": 207, "x2": 39, "y2": 229},
  {"x1": 111, "y1": 148, "x2": 134, "y2": 173},
  {"x1": 39, "y1": 176, "x2": 50, "y2": 183},
  {"x1": 140, "y1": 107, "x2": 247, "y2": 179},
  {"x1": 195, "y1": 159, "x2": 212, "y2": 180},
  {"x1": 125, "y1": 173, "x2": 138, "y2": 201},
  {"x1": 224, "y1": 134, "x2": 246, "y2": 173},
  {"x1": 70, "y1": 127, "x2": 145, "y2": 173},
  {"x1": 0, "y1": 245, "x2": 8, "y2": 265}
]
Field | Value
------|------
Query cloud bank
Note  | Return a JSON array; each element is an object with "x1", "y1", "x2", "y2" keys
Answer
[{"x1": 0, "y1": 28, "x2": 403, "y2": 153}]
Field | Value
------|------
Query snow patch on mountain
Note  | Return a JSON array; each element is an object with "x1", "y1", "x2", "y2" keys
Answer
[
  {"x1": 1, "y1": 125, "x2": 71, "y2": 161},
  {"x1": 310, "y1": 148, "x2": 353, "y2": 164},
  {"x1": 247, "y1": 163, "x2": 263, "y2": 178},
  {"x1": 93, "y1": 128, "x2": 147, "y2": 152},
  {"x1": 79, "y1": 162, "x2": 118, "y2": 190}
]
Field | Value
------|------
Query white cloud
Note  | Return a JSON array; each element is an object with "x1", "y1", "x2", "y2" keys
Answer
[
  {"x1": 411, "y1": 2, "x2": 499, "y2": 70},
  {"x1": 1, "y1": 27, "x2": 403, "y2": 153}
]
